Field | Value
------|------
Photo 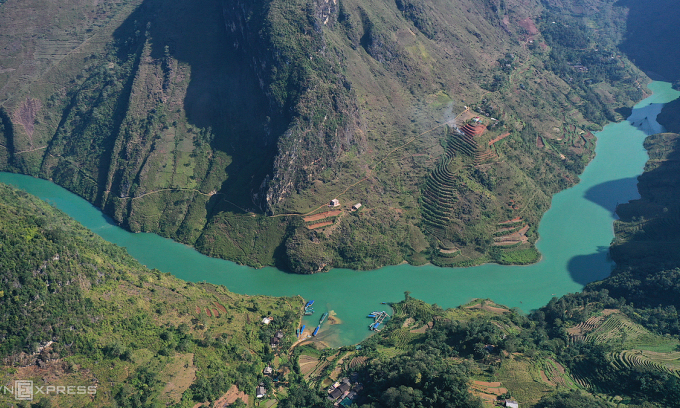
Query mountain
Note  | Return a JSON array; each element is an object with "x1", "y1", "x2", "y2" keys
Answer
[
  {"x1": 0, "y1": 182, "x2": 302, "y2": 406},
  {"x1": 0, "y1": 0, "x2": 649, "y2": 272},
  {"x1": 3, "y1": 163, "x2": 680, "y2": 406}
]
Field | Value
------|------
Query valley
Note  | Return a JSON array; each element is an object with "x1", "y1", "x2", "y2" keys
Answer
[{"x1": 0, "y1": 0, "x2": 647, "y2": 272}]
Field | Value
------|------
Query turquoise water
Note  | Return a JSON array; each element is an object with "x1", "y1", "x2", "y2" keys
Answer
[{"x1": 1, "y1": 82, "x2": 678, "y2": 347}]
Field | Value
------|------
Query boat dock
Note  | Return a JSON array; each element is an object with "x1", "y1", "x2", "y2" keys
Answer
[
  {"x1": 304, "y1": 300, "x2": 315, "y2": 315},
  {"x1": 368, "y1": 311, "x2": 389, "y2": 331}
]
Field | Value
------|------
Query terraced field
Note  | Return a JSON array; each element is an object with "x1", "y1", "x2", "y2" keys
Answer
[
  {"x1": 421, "y1": 125, "x2": 500, "y2": 251},
  {"x1": 567, "y1": 311, "x2": 680, "y2": 385},
  {"x1": 541, "y1": 358, "x2": 578, "y2": 389},
  {"x1": 609, "y1": 350, "x2": 680, "y2": 376},
  {"x1": 388, "y1": 328, "x2": 422, "y2": 350}
]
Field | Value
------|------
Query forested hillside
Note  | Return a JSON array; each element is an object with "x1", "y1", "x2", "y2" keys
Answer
[
  {"x1": 0, "y1": 183, "x2": 303, "y2": 407},
  {"x1": 0, "y1": 0, "x2": 650, "y2": 271}
]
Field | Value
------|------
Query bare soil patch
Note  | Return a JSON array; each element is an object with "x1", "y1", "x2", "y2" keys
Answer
[
  {"x1": 540, "y1": 370, "x2": 555, "y2": 386},
  {"x1": 308, "y1": 221, "x2": 333, "y2": 229},
  {"x1": 536, "y1": 135, "x2": 545, "y2": 148},
  {"x1": 213, "y1": 384, "x2": 249, "y2": 407},
  {"x1": 494, "y1": 225, "x2": 529, "y2": 245},
  {"x1": 214, "y1": 302, "x2": 227, "y2": 314},
  {"x1": 488, "y1": 132, "x2": 511, "y2": 146},
  {"x1": 14, "y1": 97, "x2": 41, "y2": 139},
  {"x1": 518, "y1": 18, "x2": 539, "y2": 35},
  {"x1": 498, "y1": 217, "x2": 522, "y2": 225},
  {"x1": 467, "y1": 304, "x2": 509, "y2": 315},
  {"x1": 303, "y1": 210, "x2": 342, "y2": 222},
  {"x1": 299, "y1": 355, "x2": 319, "y2": 377},
  {"x1": 473, "y1": 381, "x2": 501, "y2": 388},
  {"x1": 410, "y1": 321, "x2": 434, "y2": 333}
]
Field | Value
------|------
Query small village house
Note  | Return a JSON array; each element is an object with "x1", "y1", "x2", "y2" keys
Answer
[
  {"x1": 256, "y1": 384, "x2": 266, "y2": 398},
  {"x1": 352, "y1": 203, "x2": 362, "y2": 210},
  {"x1": 329, "y1": 199, "x2": 340, "y2": 207}
]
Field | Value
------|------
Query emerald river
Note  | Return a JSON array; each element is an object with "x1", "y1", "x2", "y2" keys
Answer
[{"x1": 1, "y1": 82, "x2": 678, "y2": 347}]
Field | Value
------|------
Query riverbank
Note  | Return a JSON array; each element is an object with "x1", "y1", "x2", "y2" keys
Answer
[{"x1": 0, "y1": 82, "x2": 677, "y2": 347}]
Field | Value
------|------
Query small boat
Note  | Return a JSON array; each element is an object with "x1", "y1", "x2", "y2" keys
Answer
[
  {"x1": 305, "y1": 300, "x2": 315, "y2": 308},
  {"x1": 300, "y1": 325, "x2": 306, "y2": 335},
  {"x1": 367, "y1": 314, "x2": 376, "y2": 318},
  {"x1": 319, "y1": 312, "x2": 329, "y2": 325},
  {"x1": 304, "y1": 308, "x2": 315, "y2": 315},
  {"x1": 374, "y1": 323, "x2": 380, "y2": 329},
  {"x1": 296, "y1": 329, "x2": 299, "y2": 337},
  {"x1": 312, "y1": 326, "x2": 320, "y2": 336}
]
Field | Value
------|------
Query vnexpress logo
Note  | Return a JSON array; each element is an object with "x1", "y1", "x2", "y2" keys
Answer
[
  {"x1": 14, "y1": 380, "x2": 33, "y2": 401},
  {"x1": 2, "y1": 380, "x2": 96, "y2": 400}
]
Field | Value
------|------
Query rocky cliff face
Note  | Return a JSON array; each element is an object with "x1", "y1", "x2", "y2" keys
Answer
[
  {"x1": 0, "y1": 0, "x2": 655, "y2": 272},
  {"x1": 224, "y1": 0, "x2": 365, "y2": 213}
]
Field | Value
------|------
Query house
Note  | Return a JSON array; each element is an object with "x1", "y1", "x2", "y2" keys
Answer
[
  {"x1": 270, "y1": 337, "x2": 280, "y2": 348},
  {"x1": 264, "y1": 366, "x2": 273, "y2": 375},
  {"x1": 256, "y1": 384, "x2": 266, "y2": 398},
  {"x1": 505, "y1": 400, "x2": 519, "y2": 408},
  {"x1": 329, "y1": 199, "x2": 340, "y2": 207},
  {"x1": 275, "y1": 330, "x2": 284, "y2": 339},
  {"x1": 352, "y1": 203, "x2": 362, "y2": 210},
  {"x1": 262, "y1": 317, "x2": 271, "y2": 324},
  {"x1": 329, "y1": 388, "x2": 344, "y2": 400}
]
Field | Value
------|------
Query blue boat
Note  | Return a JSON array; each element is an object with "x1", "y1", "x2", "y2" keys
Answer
[
  {"x1": 319, "y1": 312, "x2": 329, "y2": 325},
  {"x1": 301, "y1": 325, "x2": 306, "y2": 335},
  {"x1": 367, "y1": 314, "x2": 376, "y2": 318},
  {"x1": 305, "y1": 300, "x2": 315, "y2": 308},
  {"x1": 312, "y1": 326, "x2": 320, "y2": 336}
]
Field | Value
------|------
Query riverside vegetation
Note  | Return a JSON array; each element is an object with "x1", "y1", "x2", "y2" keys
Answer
[
  {"x1": 0, "y1": 183, "x2": 305, "y2": 407},
  {"x1": 0, "y1": 0, "x2": 650, "y2": 272},
  {"x1": 5, "y1": 170, "x2": 680, "y2": 407},
  {"x1": 3, "y1": 99, "x2": 680, "y2": 405}
]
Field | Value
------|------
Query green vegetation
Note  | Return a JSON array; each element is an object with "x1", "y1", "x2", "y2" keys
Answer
[
  {"x1": 0, "y1": 183, "x2": 303, "y2": 407},
  {"x1": 0, "y1": 0, "x2": 650, "y2": 273}
]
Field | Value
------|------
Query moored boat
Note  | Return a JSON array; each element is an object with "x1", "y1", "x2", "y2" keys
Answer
[
  {"x1": 319, "y1": 312, "x2": 329, "y2": 325},
  {"x1": 312, "y1": 326, "x2": 320, "y2": 336}
]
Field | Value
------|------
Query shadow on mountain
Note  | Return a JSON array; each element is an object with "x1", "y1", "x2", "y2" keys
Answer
[
  {"x1": 588, "y1": 134, "x2": 680, "y2": 307},
  {"x1": 112, "y1": 0, "x2": 280, "y2": 213},
  {"x1": 615, "y1": 0, "x2": 680, "y2": 82},
  {"x1": 583, "y1": 177, "x2": 639, "y2": 215},
  {"x1": 567, "y1": 247, "x2": 613, "y2": 286}
]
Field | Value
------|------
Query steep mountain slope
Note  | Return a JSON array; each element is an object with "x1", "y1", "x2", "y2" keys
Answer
[{"x1": 0, "y1": 0, "x2": 647, "y2": 272}]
